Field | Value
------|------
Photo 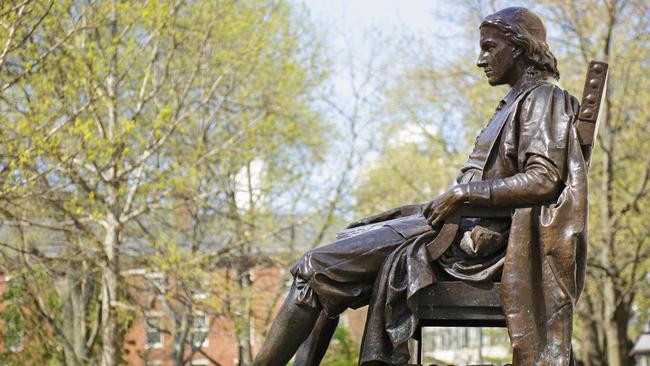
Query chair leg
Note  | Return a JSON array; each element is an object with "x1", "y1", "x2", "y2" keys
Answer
[{"x1": 416, "y1": 325, "x2": 422, "y2": 365}]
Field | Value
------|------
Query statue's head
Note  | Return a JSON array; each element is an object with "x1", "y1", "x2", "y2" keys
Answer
[{"x1": 477, "y1": 7, "x2": 559, "y2": 87}]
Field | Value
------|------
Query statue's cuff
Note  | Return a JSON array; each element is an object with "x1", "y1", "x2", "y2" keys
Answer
[{"x1": 466, "y1": 181, "x2": 491, "y2": 204}]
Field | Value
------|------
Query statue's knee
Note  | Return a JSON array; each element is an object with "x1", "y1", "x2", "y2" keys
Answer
[
  {"x1": 292, "y1": 250, "x2": 317, "y2": 278},
  {"x1": 298, "y1": 250, "x2": 312, "y2": 265}
]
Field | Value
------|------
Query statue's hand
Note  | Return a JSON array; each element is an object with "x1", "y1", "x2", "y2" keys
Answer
[
  {"x1": 346, "y1": 207, "x2": 402, "y2": 229},
  {"x1": 423, "y1": 186, "x2": 466, "y2": 227}
]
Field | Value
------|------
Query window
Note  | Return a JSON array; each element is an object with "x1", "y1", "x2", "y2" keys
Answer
[
  {"x1": 192, "y1": 290, "x2": 209, "y2": 300},
  {"x1": 463, "y1": 328, "x2": 469, "y2": 348},
  {"x1": 146, "y1": 316, "x2": 163, "y2": 348},
  {"x1": 481, "y1": 329, "x2": 490, "y2": 347},
  {"x1": 190, "y1": 313, "x2": 209, "y2": 347},
  {"x1": 146, "y1": 272, "x2": 166, "y2": 292},
  {"x1": 190, "y1": 359, "x2": 209, "y2": 366}
]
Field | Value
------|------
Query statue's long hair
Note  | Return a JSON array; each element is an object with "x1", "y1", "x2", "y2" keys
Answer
[{"x1": 481, "y1": 7, "x2": 560, "y2": 79}]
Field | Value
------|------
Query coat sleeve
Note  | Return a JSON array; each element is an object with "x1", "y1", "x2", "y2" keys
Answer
[{"x1": 462, "y1": 84, "x2": 577, "y2": 207}]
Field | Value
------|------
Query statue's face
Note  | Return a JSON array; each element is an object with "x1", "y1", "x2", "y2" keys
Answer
[{"x1": 476, "y1": 25, "x2": 518, "y2": 86}]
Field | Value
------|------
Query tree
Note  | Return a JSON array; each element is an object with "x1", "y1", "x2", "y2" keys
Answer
[
  {"x1": 0, "y1": 1, "x2": 331, "y2": 365},
  {"x1": 0, "y1": 1, "x2": 76, "y2": 91},
  {"x1": 0, "y1": 0, "x2": 85, "y2": 202},
  {"x1": 537, "y1": 1, "x2": 650, "y2": 365},
  {"x1": 350, "y1": 14, "x2": 503, "y2": 216}
]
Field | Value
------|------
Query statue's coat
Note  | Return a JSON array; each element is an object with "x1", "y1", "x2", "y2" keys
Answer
[{"x1": 500, "y1": 84, "x2": 587, "y2": 366}]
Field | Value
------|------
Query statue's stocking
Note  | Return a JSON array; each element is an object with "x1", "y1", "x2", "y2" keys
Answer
[
  {"x1": 252, "y1": 284, "x2": 321, "y2": 366},
  {"x1": 293, "y1": 312, "x2": 339, "y2": 366}
]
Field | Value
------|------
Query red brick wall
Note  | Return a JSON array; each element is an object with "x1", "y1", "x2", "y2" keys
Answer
[{"x1": 122, "y1": 266, "x2": 289, "y2": 366}]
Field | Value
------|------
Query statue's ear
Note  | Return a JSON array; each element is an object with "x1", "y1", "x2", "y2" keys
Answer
[{"x1": 513, "y1": 46, "x2": 523, "y2": 59}]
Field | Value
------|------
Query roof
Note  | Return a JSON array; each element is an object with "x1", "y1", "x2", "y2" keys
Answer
[{"x1": 632, "y1": 333, "x2": 650, "y2": 355}]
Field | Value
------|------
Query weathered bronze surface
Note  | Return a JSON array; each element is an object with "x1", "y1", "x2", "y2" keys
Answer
[{"x1": 252, "y1": 7, "x2": 593, "y2": 366}]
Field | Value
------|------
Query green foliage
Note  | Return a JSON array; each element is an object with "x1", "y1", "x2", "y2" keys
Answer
[
  {"x1": 0, "y1": 270, "x2": 65, "y2": 365},
  {"x1": 286, "y1": 325, "x2": 359, "y2": 366},
  {"x1": 1, "y1": 278, "x2": 26, "y2": 357},
  {"x1": 325, "y1": 325, "x2": 360, "y2": 366},
  {"x1": 0, "y1": 0, "x2": 328, "y2": 364}
]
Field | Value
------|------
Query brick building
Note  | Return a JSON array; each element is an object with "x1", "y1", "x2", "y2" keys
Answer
[
  {"x1": 121, "y1": 265, "x2": 289, "y2": 366},
  {"x1": 1, "y1": 266, "x2": 510, "y2": 366}
]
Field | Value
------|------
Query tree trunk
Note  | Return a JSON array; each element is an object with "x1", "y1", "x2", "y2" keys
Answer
[
  {"x1": 171, "y1": 310, "x2": 190, "y2": 366},
  {"x1": 603, "y1": 279, "x2": 630, "y2": 366},
  {"x1": 236, "y1": 268, "x2": 253, "y2": 366},
  {"x1": 101, "y1": 1, "x2": 120, "y2": 364},
  {"x1": 226, "y1": 184, "x2": 254, "y2": 366},
  {"x1": 53, "y1": 257, "x2": 95, "y2": 366},
  {"x1": 577, "y1": 293, "x2": 605, "y2": 366},
  {"x1": 100, "y1": 217, "x2": 120, "y2": 366},
  {"x1": 55, "y1": 273, "x2": 83, "y2": 366}
]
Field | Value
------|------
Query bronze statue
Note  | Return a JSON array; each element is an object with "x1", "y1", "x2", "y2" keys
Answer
[{"x1": 253, "y1": 7, "x2": 588, "y2": 366}]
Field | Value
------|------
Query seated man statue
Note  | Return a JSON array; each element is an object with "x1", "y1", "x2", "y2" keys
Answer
[{"x1": 253, "y1": 7, "x2": 588, "y2": 366}]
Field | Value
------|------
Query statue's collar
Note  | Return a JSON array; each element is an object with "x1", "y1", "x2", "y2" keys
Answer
[{"x1": 499, "y1": 71, "x2": 559, "y2": 109}]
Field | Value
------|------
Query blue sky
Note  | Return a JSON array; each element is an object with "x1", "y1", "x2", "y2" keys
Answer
[
  {"x1": 299, "y1": 1, "x2": 478, "y2": 99},
  {"x1": 292, "y1": 1, "x2": 471, "y2": 217},
  {"x1": 302, "y1": 0, "x2": 448, "y2": 35}
]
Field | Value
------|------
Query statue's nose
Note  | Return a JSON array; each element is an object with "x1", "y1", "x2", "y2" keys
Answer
[{"x1": 476, "y1": 54, "x2": 488, "y2": 68}]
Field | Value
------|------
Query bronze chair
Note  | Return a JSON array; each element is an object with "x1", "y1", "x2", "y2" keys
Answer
[{"x1": 411, "y1": 60, "x2": 609, "y2": 365}]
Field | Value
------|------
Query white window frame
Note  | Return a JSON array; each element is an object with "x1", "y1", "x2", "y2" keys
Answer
[
  {"x1": 190, "y1": 359, "x2": 209, "y2": 366},
  {"x1": 190, "y1": 312, "x2": 209, "y2": 348},
  {"x1": 145, "y1": 315, "x2": 164, "y2": 349}
]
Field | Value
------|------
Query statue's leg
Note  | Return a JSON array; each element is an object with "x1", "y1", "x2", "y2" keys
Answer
[
  {"x1": 293, "y1": 311, "x2": 339, "y2": 366},
  {"x1": 255, "y1": 226, "x2": 406, "y2": 365},
  {"x1": 252, "y1": 285, "x2": 320, "y2": 366}
]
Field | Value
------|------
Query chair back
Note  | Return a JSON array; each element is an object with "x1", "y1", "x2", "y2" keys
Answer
[{"x1": 575, "y1": 61, "x2": 609, "y2": 168}]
